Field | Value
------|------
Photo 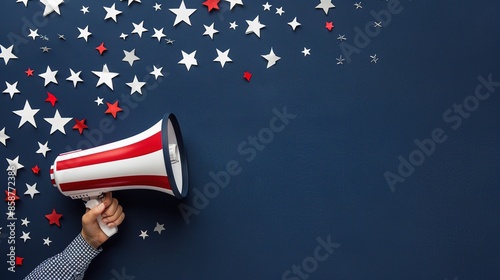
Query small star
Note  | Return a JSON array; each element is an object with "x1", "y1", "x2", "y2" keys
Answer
[
  {"x1": 126, "y1": 75, "x2": 146, "y2": 95},
  {"x1": 44, "y1": 109, "x2": 72, "y2": 134},
  {"x1": 45, "y1": 92, "x2": 57, "y2": 107},
  {"x1": 301, "y1": 47, "x2": 311, "y2": 56},
  {"x1": 243, "y1": 71, "x2": 252, "y2": 81},
  {"x1": 5, "y1": 188, "x2": 20, "y2": 201},
  {"x1": 0, "y1": 128, "x2": 9, "y2": 146},
  {"x1": 16, "y1": 257, "x2": 24, "y2": 266},
  {"x1": 122, "y1": 49, "x2": 140, "y2": 66},
  {"x1": 325, "y1": 21, "x2": 334, "y2": 31},
  {"x1": 3, "y1": 81, "x2": 20, "y2": 99},
  {"x1": 20, "y1": 231, "x2": 31, "y2": 242},
  {"x1": 229, "y1": 21, "x2": 238, "y2": 30},
  {"x1": 139, "y1": 230, "x2": 149, "y2": 239},
  {"x1": 40, "y1": 46, "x2": 51, "y2": 52},
  {"x1": 165, "y1": 38, "x2": 175, "y2": 44},
  {"x1": 105, "y1": 101, "x2": 123, "y2": 118},
  {"x1": 245, "y1": 16, "x2": 266, "y2": 38},
  {"x1": 66, "y1": 68, "x2": 83, "y2": 88},
  {"x1": 337, "y1": 34, "x2": 347, "y2": 41},
  {"x1": 336, "y1": 55, "x2": 345, "y2": 65},
  {"x1": 94, "y1": 97, "x2": 104, "y2": 106},
  {"x1": 21, "y1": 218, "x2": 30, "y2": 227},
  {"x1": 80, "y1": 6, "x2": 89, "y2": 14},
  {"x1": 77, "y1": 25, "x2": 92, "y2": 42},
  {"x1": 153, "y1": 3, "x2": 162, "y2": 11},
  {"x1": 354, "y1": 2, "x2": 362, "y2": 9},
  {"x1": 45, "y1": 209, "x2": 63, "y2": 227},
  {"x1": 43, "y1": 237, "x2": 52, "y2": 246},
  {"x1": 370, "y1": 54, "x2": 379, "y2": 63},
  {"x1": 214, "y1": 48, "x2": 232, "y2": 68},
  {"x1": 58, "y1": 34, "x2": 66, "y2": 40},
  {"x1": 203, "y1": 23, "x2": 219, "y2": 39},
  {"x1": 203, "y1": 0, "x2": 220, "y2": 12},
  {"x1": 73, "y1": 118, "x2": 88, "y2": 134},
  {"x1": 131, "y1": 21, "x2": 148, "y2": 38},
  {"x1": 24, "y1": 183, "x2": 40, "y2": 199},
  {"x1": 178, "y1": 50, "x2": 198, "y2": 71},
  {"x1": 104, "y1": 3, "x2": 122, "y2": 22},
  {"x1": 275, "y1": 7, "x2": 285, "y2": 16},
  {"x1": 154, "y1": 223, "x2": 165, "y2": 234},
  {"x1": 25, "y1": 68, "x2": 34, "y2": 76},
  {"x1": 28, "y1": 29, "x2": 39, "y2": 40},
  {"x1": 41, "y1": 35, "x2": 49, "y2": 41},
  {"x1": 119, "y1": 33, "x2": 128, "y2": 40},
  {"x1": 263, "y1": 2, "x2": 272, "y2": 11},
  {"x1": 261, "y1": 48, "x2": 281, "y2": 68},
  {"x1": 36, "y1": 141, "x2": 51, "y2": 157},
  {"x1": 152, "y1": 28, "x2": 166, "y2": 42},
  {"x1": 288, "y1": 17, "x2": 301, "y2": 31},
  {"x1": 96, "y1": 42, "x2": 107, "y2": 55},
  {"x1": 31, "y1": 165, "x2": 40, "y2": 174},
  {"x1": 150, "y1": 66, "x2": 164, "y2": 79},
  {"x1": 374, "y1": 21, "x2": 382, "y2": 28}
]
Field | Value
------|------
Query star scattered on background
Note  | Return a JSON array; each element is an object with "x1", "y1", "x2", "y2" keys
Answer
[
  {"x1": 25, "y1": 68, "x2": 34, "y2": 76},
  {"x1": 325, "y1": 21, "x2": 334, "y2": 31},
  {"x1": 153, "y1": 3, "x2": 162, "y2": 11},
  {"x1": 80, "y1": 6, "x2": 89, "y2": 14},
  {"x1": 45, "y1": 92, "x2": 58, "y2": 107},
  {"x1": 337, "y1": 34, "x2": 346, "y2": 41},
  {"x1": 203, "y1": 0, "x2": 220, "y2": 12},
  {"x1": 0, "y1": 44, "x2": 18, "y2": 65},
  {"x1": 262, "y1": 48, "x2": 281, "y2": 68},
  {"x1": 316, "y1": 0, "x2": 335, "y2": 15},
  {"x1": 5, "y1": 189, "x2": 20, "y2": 202},
  {"x1": 122, "y1": 49, "x2": 140, "y2": 66},
  {"x1": 21, "y1": 218, "x2": 30, "y2": 227},
  {"x1": 152, "y1": 28, "x2": 166, "y2": 42},
  {"x1": 96, "y1": 42, "x2": 107, "y2": 55},
  {"x1": 39, "y1": 66, "x2": 58, "y2": 86},
  {"x1": 0, "y1": 128, "x2": 9, "y2": 146},
  {"x1": 16, "y1": 257, "x2": 24, "y2": 266},
  {"x1": 302, "y1": 47, "x2": 311, "y2": 56},
  {"x1": 94, "y1": 97, "x2": 104, "y2": 106},
  {"x1": 40, "y1": 46, "x2": 51, "y2": 53},
  {"x1": 354, "y1": 2, "x2": 363, "y2": 9},
  {"x1": 263, "y1": 2, "x2": 271, "y2": 11},
  {"x1": 139, "y1": 230, "x2": 149, "y2": 239},
  {"x1": 7, "y1": 211, "x2": 16, "y2": 219},
  {"x1": 154, "y1": 222, "x2": 165, "y2": 234},
  {"x1": 374, "y1": 21, "x2": 382, "y2": 28},
  {"x1": 6, "y1": 156, "x2": 24, "y2": 176},
  {"x1": 20, "y1": 231, "x2": 31, "y2": 242},
  {"x1": 288, "y1": 17, "x2": 301, "y2": 31},
  {"x1": 170, "y1": 0, "x2": 197, "y2": 26},
  {"x1": 275, "y1": 7, "x2": 285, "y2": 16},
  {"x1": 229, "y1": 21, "x2": 238, "y2": 30},
  {"x1": 17, "y1": 0, "x2": 29, "y2": 7},
  {"x1": 40, "y1": 35, "x2": 49, "y2": 41},
  {"x1": 126, "y1": 75, "x2": 146, "y2": 95},
  {"x1": 245, "y1": 16, "x2": 265, "y2": 37},
  {"x1": 28, "y1": 29, "x2": 39, "y2": 40},
  {"x1": 203, "y1": 23, "x2": 219, "y2": 39},
  {"x1": 3, "y1": 81, "x2": 20, "y2": 99},
  {"x1": 43, "y1": 237, "x2": 52, "y2": 246},
  {"x1": 40, "y1": 0, "x2": 63, "y2": 16},
  {"x1": 66, "y1": 68, "x2": 83, "y2": 88},
  {"x1": 45, "y1": 209, "x2": 63, "y2": 227},
  {"x1": 105, "y1": 101, "x2": 123, "y2": 118},
  {"x1": 36, "y1": 141, "x2": 51, "y2": 157},
  {"x1": 165, "y1": 38, "x2": 175, "y2": 44},
  {"x1": 127, "y1": 0, "x2": 141, "y2": 6},
  {"x1": 336, "y1": 55, "x2": 345, "y2": 65},
  {"x1": 58, "y1": 34, "x2": 66, "y2": 40},
  {"x1": 104, "y1": 4, "x2": 122, "y2": 22},
  {"x1": 24, "y1": 183, "x2": 40, "y2": 199},
  {"x1": 73, "y1": 118, "x2": 88, "y2": 134},
  {"x1": 150, "y1": 65, "x2": 164, "y2": 79},
  {"x1": 77, "y1": 25, "x2": 92, "y2": 42},
  {"x1": 92, "y1": 64, "x2": 119, "y2": 90},
  {"x1": 44, "y1": 109, "x2": 72, "y2": 134},
  {"x1": 214, "y1": 48, "x2": 232, "y2": 68},
  {"x1": 178, "y1": 50, "x2": 198, "y2": 71},
  {"x1": 131, "y1": 21, "x2": 148, "y2": 37},
  {"x1": 120, "y1": 33, "x2": 128, "y2": 40},
  {"x1": 13, "y1": 100, "x2": 39, "y2": 128},
  {"x1": 370, "y1": 54, "x2": 379, "y2": 63},
  {"x1": 243, "y1": 71, "x2": 252, "y2": 81},
  {"x1": 32, "y1": 165, "x2": 40, "y2": 174},
  {"x1": 226, "y1": 0, "x2": 243, "y2": 10}
]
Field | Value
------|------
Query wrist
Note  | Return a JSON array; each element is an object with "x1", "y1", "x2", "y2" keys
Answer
[{"x1": 81, "y1": 230, "x2": 102, "y2": 249}]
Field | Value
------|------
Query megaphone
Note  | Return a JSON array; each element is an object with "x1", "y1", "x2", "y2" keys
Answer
[{"x1": 50, "y1": 113, "x2": 188, "y2": 236}]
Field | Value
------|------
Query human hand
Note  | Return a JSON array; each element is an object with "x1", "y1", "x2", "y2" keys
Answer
[{"x1": 81, "y1": 192, "x2": 125, "y2": 249}]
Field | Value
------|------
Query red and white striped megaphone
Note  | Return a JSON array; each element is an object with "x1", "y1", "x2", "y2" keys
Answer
[{"x1": 50, "y1": 113, "x2": 188, "y2": 237}]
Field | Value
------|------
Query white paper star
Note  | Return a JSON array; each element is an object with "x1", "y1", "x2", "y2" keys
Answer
[
  {"x1": 39, "y1": 66, "x2": 58, "y2": 87},
  {"x1": 0, "y1": 44, "x2": 18, "y2": 65},
  {"x1": 6, "y1": 156, "x2": 24, "y2": 175},
  {"x1": 40, "y1": 0, "x2": 64, "y2": 16},
  {"x1": 95, "y1": 97, "x2": 104, "y2": 106},
  {"x1": 17, "y1": 0, "x2": 30, "y2": 7},
  {"x1": 139, "y1": 230, "x2": 149, "y2": 239},
  {"x1": 276, "y1": 7, "x2": 285, "y2": 16},
  {"x1": 66, "y1": 68, "x2": 83, "y2": 88},
  {"x1": 152, "y1": 28, "x2": 166, "y2": 42},
  {"x1": 154, "y1": 223, "x2": 165, "y2": 234},
  {"x1": 229, "y1": 21, "x2": 238, "y2": 30},
  {"x1": 104, "y1": 4, "x2": 122, "y2": 22},
  {"x1": 77, "y1": 25, "x2": 92, "y2": 42},
  {"x1": 21, "y1": 218, "x2": 30, "y2": 227},
  {"x1": 178, "y1": 50, "x2": 198, "y2": 71},
  {"x1": 262, "y1": 48, "x2": 281, "y2": 68},
  {"x1": 302, "y1": 47, "x2": 311, "y2": 56},
  {"x1": 43, "y1": 237, "x2": 52, "y2": 246},
  {"x1": 28, "y1": 29, "x2": 39, "y2": 40},
  {"x1": 36, "y1": 141, "x2": 51, "y2": 157},
  {"x1": 13, "y1": 100, "x2": 39, "y2": 128},
  {"x1": 150, "y1": 66, "x2": 164, "y2": 79},
  {"x1": 81, "y1": 6, "x2": 89, "y2": 14},
  {"x1": 44, "y1": 109, "x2": 72, "y2": 134},
  {"x1": 226, "y1": 0, "x2": 243, "y2": 10},
  {"x1": 288, "y1": 17, "x2": 301, "y2": 31},
  {"x1": 20, "y1": 231, "x2": 31, "y2": 242},
  {"x1": 126, "y1": 75, "x2": 146, "y2": 95},
  {"x1": 128, "y1": 0, "x2": 141, "y2": 6},
  {"x1": 3, "y1": 81, "x2": 20, "y2": 99},
  {"x1": 245, "y1": 16, "x2": 265, "y2": 38},
  {"x1": 25, "y1": 183, "x2": 40, "y2": 199},
  {"x1": 92, "y1": 64, "x2": 119, "y2": 90},
  {"x1": 119, "y1": 33, "x2": 128, "y2": 40},
  {"x1": 0, "y1": 128, "x2": 9, "y2": 146},
  {"x1": 263, "y1": 2, "x2": 271, "y2": 11},
  {"x1": 122, "y1": 49, "x2": 140, "y2": 66},
  {"x1": 370, "y1": 54, "x2": 379, "y2": 63},
  {"x1": 315, "y1": 0, "x2": 335, "y2": 15},
  {"x1": 169, "y1": 0, "x2": 196, "y2": 26},
  {"x1": 153, "y1": 3, "x2": 161, "y2": 11},
  {"x1": 214, "y1": 48, "x2": 232, "y2": 68},
  {"x1": 131, "y1": 21, "x2": 148, "y2": 37},
  {"x1": 336, "y1": 55, "x2": 345, "y2": 65},
  {"x1": 203, "y1": 23, "x2": 219, "y2": 39}
]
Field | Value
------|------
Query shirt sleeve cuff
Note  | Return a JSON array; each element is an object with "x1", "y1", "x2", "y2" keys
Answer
[{"x1": 63, "y1": 234, "x2": 102, "y2": 271}]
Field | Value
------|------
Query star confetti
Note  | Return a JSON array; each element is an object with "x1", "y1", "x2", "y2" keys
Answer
[
  {"x1": 325, "y1": 21, "x2": 334, "y2": 31},
  {"x1": 170, "y1": 1, "x2": 196, "y2": 26},
  {"x1": 203, "y1": 0, "x2": 220, "y2": 12},
  {"x1": 73, "y1": 118, "x2": 88, "y2": 134},
  {"x1": 96, "y1": 42, "x2": 107, "y2": 55},
  {"x1": 45, "y1": 209, "x2": 63, "y2": 227},
  {"x1": 243, "y1": 71, "x2": 252, "y2": 81},
  {"x1": 45, "y1": 92, "x2": 58, "y2": 107},
  {"x1": 5, "y1": 189, "x2": 20, "y2": 202},
  {"x1": 13, "y1": 100, "x2": 39, "y2": 128},
  {"x1": 105, "y1": 101, "x2": 123, "y2": 118},
  {"x1": 31, "y1": 165, "x2": 41, "y2": 174},
  {"x1": 24, "y1": 183, "x2": 40, "y2": 199},
  {"x1": 25, "y1": 68, "x2": 34, "y2": 76},
  {"x1": 44, "y1": 109, "x2": 72, "y2": 134}
]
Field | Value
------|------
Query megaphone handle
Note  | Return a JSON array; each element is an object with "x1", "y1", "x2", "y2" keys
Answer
[{"x1": 85, "y1": 198, "x2": 118, "y2": 237}]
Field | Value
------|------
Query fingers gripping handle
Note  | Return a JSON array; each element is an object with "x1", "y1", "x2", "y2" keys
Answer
[{"x1": 85, "y1": 198, "x2": 118, "y2": 237}]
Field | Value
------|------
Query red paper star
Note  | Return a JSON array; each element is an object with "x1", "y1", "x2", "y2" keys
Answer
[
  {"x1": 325, "y1": 21, "x2": 334, "y2": 31},
  {"x1": 16, "y1": 256, "x2": 24, "y2": 266},
  {"x1": 25, "y1": 68, "x2": 34, "y2": 76},
  {"x1": 203, "y1": 0, "x2": 220, "y2": 12},
  {"x1": 5, "y1": 189, "x2": 20, "y2": 202},
  {"x1": 73, "y1": 118, "x2": 88, "y2": 134},
  {"x1": 45, "y1": 92, "x2": 58, "y2": 107},
  {"x1": 32, "y1": 165, "x2": 41, "y2": 174},
  {"x1": 105, "y1": 101, "x2": 123, "y2": 118},
  {"x1": 45, "y1": 209, "x2": 63, "y2": 227},
  {"x1": 96, "y1": 42, "x2": 107, "y2": 55},
  {"x1": 243, "y1": 71, "x2": 252, "y2": 82}
]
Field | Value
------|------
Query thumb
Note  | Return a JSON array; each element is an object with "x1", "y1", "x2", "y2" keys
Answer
[{"x1": 83, "y1": 203, "x2": 105, "y2": 225}]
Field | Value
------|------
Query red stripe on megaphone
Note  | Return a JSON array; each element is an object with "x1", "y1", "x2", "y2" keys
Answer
[{"x1": 59, "y1": 175, "x2": 172, "y2": 192}]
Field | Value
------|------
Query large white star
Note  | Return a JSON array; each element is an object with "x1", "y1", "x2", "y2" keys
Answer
[
  {"x1": 0, "y1": 128, "x2": 10, "y2": 146},
  {"x1": 169, "y1": 0, "x2": 196, "y2": 26},
  {"x1": 262, "y1": 48, "x2": 281, "y2": 68},
  {"x1": 92, "y1": 64, "x2": 119, "y2": 90},
  {"x1": 0, "y1": 44, "x2": 18, "y2": 65},
  {"x1": 104, "y1": 4, "x2": 122, "y2": 22},
  {"x1": 131, "y1": 21, "x2": 148, "y2": 37},
  {"x1": 44, "y1": 109, "x2": 72, "y2": 134},
  {"x1": 122, "y1": 49, "x2": 140, "y2": 66},
  {"x1": 77, "y1": 25, "x2": 92, "y2": 42},
  {"x1": 315, "y1": 0, "x2": 335, "y2": 15},
  {"x1": 178, "y1": 50, "x2": 198, "y2": 71},
  {"x1": 3, "y1": 81, "x2": 20, "y2": 99},
  {"x1": 225, "y1": 0, "x2": 243, "y2": 10},
  {"x1": 25, "y1": 183, "x2": 40, "y2": 199},
  {"x1": 214, "y1": 48, "x2": 232, "y2": 68},
  {"x1": 13, "y1": 100, "x2": 39, "y2": 128},
  {"x1": 40, "y1": 0, "x2": 64, "y2": 16},
  {"x1": 36, "y1": 141, "x2": 51, "y2": 157},
  {"x1": 6, "y1": 156, "x2": 24, "y2": 175},
  {"x1": 245, "y1": 16, "x2": 266, "y2": 38},
  {"x1": 39, "y1": 66, "x2": 58, "y2": 86},
  {"x1": 126, "y1": 75, "x2": 146, "y2": 95},
  {"x1": 66, "y1": 68, "x2": 83, "y2": 88},
  {"x1": 152, "y1": 28, "x2": 166, "y2": 42}
]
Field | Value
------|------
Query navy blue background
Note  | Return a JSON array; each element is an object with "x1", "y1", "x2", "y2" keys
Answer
[{"x1": 1, "y1": 0, "x2": 500, "y2": 279}]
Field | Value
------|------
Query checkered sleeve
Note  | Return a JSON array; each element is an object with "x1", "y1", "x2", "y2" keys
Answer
[{"x1": 24, "y1": 233, "x2": 102, "y2": 280}]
